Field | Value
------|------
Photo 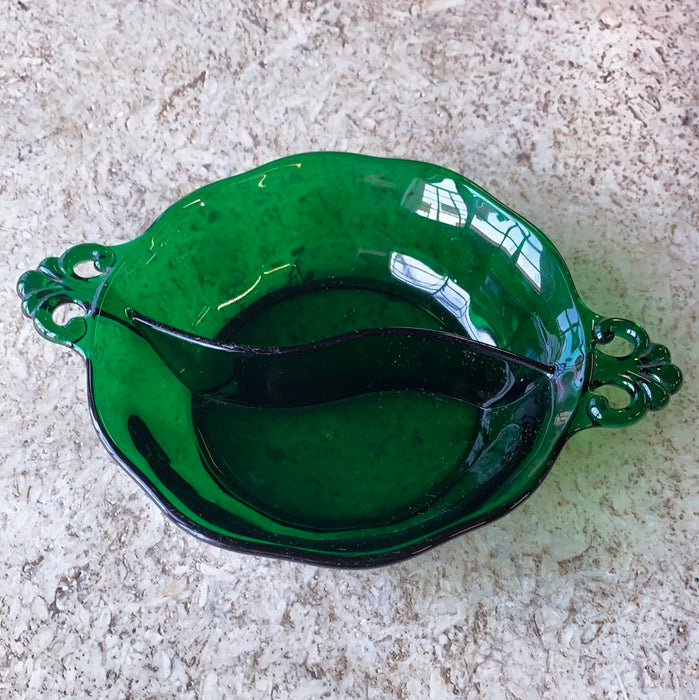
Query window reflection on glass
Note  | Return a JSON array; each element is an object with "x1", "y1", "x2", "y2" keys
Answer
[
  {"x1": 401, "y1": 179, "x2": 543, "y2": 291},
  {"x1": 554, "y1": 306, "x2": 586, "y2": 408},
  {"x1": 556, "y1": 307, "x2": 584, "y2": 364},
  {"x1": 389, "y1": 252, "x2": 496, "y2": 346},
  {"x1": 469, "y1": 196, "x2": 543, "y2": 291},
  {"x1": 556, "y1": 307, "x2": 581, "y2": 336},
  {"x1": 403, "y1": 178, "x2": 468, "y2": 227}
]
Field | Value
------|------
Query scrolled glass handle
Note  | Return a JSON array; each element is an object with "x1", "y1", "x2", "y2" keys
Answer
[
  {"x1": 17, "y1": 243, "x2": 115, "y2": 349},
  {"x1": 585, "y1": 317, "x2": 682, "y2": 428}
]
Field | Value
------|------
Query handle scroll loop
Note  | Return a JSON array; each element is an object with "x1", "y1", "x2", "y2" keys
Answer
[
  {"x1": 583, "y1": 317, "x2": 682, "y2": 428},
  {"x1": 17, "y1": 243, "x2": 116, "y2": 350}
]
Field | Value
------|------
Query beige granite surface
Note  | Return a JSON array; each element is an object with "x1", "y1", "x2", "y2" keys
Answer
[{"x1": 1, "y1": 1, "x2": 697, "y2": 697}]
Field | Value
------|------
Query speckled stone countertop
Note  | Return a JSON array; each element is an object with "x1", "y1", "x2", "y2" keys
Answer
[{"x1": 1, "y1": 1, "x2": 697, "y2": 697}]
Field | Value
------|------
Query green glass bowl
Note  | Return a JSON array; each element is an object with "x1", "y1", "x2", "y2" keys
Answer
[{"x1": 17, "y1": 153, "x2": 682, "y2": 567}]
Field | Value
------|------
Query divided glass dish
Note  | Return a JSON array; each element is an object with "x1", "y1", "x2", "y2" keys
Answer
[{"x1": 17, "y1": 153, "x2": 682, "y2": 566}]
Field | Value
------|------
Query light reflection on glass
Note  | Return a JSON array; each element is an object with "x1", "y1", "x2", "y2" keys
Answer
[
  {"x1": 217, "y1": 263, "x2": 295, "y2": 311},
  {"x1": 469, "y1": 196, "x2": 543, "y2": 291},
  {"x1": 551, "y1": 306, "x2": 586, "y2": 422},
  {"x1": 556, "y1": 306, "x2": 585, "y2": 383},
  {"x1": 389, "y1": 252, "x2": 496, "y2": 346},
  {"x1": 401, "y1": 178, "x2": 543, "y2": 291},
  {"x1": 402, "y1": 178, "x2": 468, "y2": 227}
]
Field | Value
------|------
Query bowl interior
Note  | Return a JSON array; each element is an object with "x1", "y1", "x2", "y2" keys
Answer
[{"x1": 88, "y1": 154, "x2": 588, "y2": 561}]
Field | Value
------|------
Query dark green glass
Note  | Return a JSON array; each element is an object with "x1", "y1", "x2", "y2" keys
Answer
[{"x1": 17, "y1": 153, "x2": 682, "y2": 566}]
